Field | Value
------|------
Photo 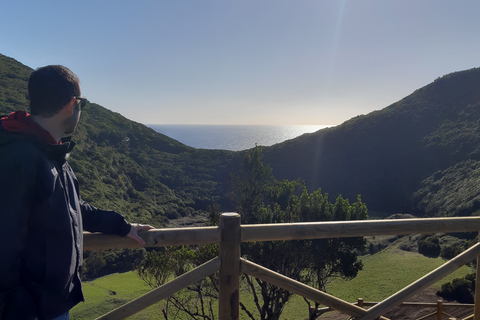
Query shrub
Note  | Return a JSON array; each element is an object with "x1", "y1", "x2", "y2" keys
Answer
[
  {"x1": 440, "y1": 244, "x2": 464, "y2": 260},
  {"x1": 82, "y1": 248, "x2": 147, "y2": 280},
  {"x1": 417, "y1": 234, "x2": 441, "y2": 257},
  {"x1": 438, "y1": 274, "x2": 475, "y2": 303}
]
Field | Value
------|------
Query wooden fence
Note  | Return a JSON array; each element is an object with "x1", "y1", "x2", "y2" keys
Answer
[{"x1": 83, "y1": 214, "x2": 480, "y2": 320}]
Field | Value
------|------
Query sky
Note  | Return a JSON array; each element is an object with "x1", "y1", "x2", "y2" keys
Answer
[{"x1": 1, "y1": 1, "x2": 479, "y2": 126}]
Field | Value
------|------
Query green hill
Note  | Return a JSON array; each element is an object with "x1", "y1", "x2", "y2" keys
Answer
[
  {"x1": 0, "y1": 54, "x2": 241, "y2": 227},
  {"x1": 2, "y1": 52, "x2": 480, "y2": 219},
  {"x1": 263, "y1": 68, "x2": 480, "y2": 216}
]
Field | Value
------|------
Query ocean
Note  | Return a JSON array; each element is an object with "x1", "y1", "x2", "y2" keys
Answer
[{"x1": 147, "y1": 124, "x2": 333, "y2": 151}]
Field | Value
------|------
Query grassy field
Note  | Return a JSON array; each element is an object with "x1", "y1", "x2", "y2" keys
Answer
[
  {"x1": 71, "y1": 237, "x2": 474, "y2": 319},
  {"x1": 324, "y1": 239, "x2": 473, "y2": 302},
  {"x1": 70, "y1": 272, "x2": 156, "y2": 319}
]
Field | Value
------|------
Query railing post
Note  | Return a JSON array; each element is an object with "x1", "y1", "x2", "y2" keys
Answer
[
  {"x1": 436, "y1": 299, "x2": 442, "y2": 320},
  {"x1": 475, "y1": 232, "x2": 480, "y2": 320},
  {"x1": 219, "y1": 213, "x2": 241, "y2": 320},
  {"x1": 358, "y1": 298, "x2": 364, "y2": 308}
]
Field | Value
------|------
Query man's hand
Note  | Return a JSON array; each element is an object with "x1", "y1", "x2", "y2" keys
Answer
[{"x1": 126, "y1": 223, "x2": 154, "y2": 246}]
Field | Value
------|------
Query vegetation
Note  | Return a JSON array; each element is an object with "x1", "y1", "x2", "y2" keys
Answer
[
  {"x1": 438, "y1": 273, "x2": 476, "y2": 304},
  {"x1": 0, "y1": 55, "x2": 30, "y2": 112},
  {"x1": 82, "y1": 248, "x2": 147, "y2": 280},
  {"x1": 263, "y1": 67, "x2": 480, "y2": 216},
  {"x1": 326, "y1": 238, "x2": 474, "y2": 304},
  {"x1": 417, "y1": 234, "x2": 441, "y2": 257},
  {"x1": 229, "y1": 147, "x2": 367, "y2": 320},
  {"x1": 138, "y1": 245, "x2": 219, "y2": 319},
  {"x1": 137, "y1": 148, "x2": 367, "y2": 320},
  {"x1": 4, "y1": 52, "x2": 480, "y2": 226}
]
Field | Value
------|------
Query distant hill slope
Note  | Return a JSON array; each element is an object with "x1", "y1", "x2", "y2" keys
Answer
[
  {"x1": 2, "y1": 53, "x2": 480, "y2": 219},
  {"x1": 0, "y1": 54, "x2": 240, "y2": 226},
  {"x1": 263, "y1": 67, "x2": 480, "y2": 216}
]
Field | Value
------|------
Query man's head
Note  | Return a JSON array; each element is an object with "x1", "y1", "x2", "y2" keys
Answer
[{"x1": 28, "y1": 65, "x2": 81, "y2": 117}]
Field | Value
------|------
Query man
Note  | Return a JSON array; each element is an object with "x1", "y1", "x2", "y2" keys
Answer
[{"x1": 0, "y1": 65, "x2": 153, "y2": 320}]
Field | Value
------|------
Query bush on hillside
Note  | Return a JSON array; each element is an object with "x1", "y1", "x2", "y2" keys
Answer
[
  {"x1": 417, "y1": 234, "x2": 441, "y2": 257},
  {"x1": 438, "y1": 273, "x2": 475, "y2": 303},
  {"x1": 82, "y1": 248, "x2": 147, "y2": 280},
  {"x1": 440, "y1": 243, "x2": 464, "y2": 260}
]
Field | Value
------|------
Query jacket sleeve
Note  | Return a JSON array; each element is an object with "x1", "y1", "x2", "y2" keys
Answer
[
  {"x1": 0, "y1": 143, "x2": 38, "y2": 318},
  {"x1": 65, "y1": 162, "x2": 132, "y2": 237},
  {"x1": 80, "y1": 200, "x2": 132, "y2": 237}
]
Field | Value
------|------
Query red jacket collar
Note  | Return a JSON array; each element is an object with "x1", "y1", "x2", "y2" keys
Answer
[{"x1": 1, "y1": 111, "x2": 59, "y2": 144}]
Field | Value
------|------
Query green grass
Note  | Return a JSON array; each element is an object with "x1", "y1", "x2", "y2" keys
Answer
[
  {"x1": 71, "y1": 241, "x2": 474, "y2": 320},
  {"x1": 323, "y1": 243, "x2": 473, "y2": 303},
  {"x1": 70, "y1": 272, "x2": 160, "y2": 319},
  {"x1": 279, "y1": 242, "x2": 473, "y2": 319}
]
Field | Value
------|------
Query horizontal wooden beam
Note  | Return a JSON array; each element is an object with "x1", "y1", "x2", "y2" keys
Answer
[
  {"x1": 84, "y1": 226, "x2": 220, "y2": 250},
  {"x1": 84, "y1": 217, "x2": 480, "y2": 250},
  {"x1": 355, "y1": 301, "x2": 474, "y2": 308},
  {"x1": 241, "y1": 217, "x2": 480, "y2": 242}
]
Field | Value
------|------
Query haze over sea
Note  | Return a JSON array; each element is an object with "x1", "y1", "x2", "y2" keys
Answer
[{"x1": 148, "y1": 125, "x2": 333, "y2": 151}]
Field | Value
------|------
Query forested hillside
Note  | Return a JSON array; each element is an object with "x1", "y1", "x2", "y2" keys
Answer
[
  {"x1": 0, "y1": 54, "x2": 241, "y2": 227},
  {"x1": 264, "y1": 67, "x2": 480, "y2": 216},
  {"x1": 2, "y1": 52, "x2": 480, "y2": 219}
]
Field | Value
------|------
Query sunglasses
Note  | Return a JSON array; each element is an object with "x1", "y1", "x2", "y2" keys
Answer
[{"x1": 74, "y1": 96, "x2": 88, "y2": 110}]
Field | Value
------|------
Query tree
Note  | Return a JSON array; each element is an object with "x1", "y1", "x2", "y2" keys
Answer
[
  {"x1": 229, "y1": 147, "x2": 367, "y2": 320},
  {"x1": 138, "y1": 147, "x2": 367, "y2": 320},
  {"x1": 137, "y1": 245, "x2": 219, "y2": 320}
]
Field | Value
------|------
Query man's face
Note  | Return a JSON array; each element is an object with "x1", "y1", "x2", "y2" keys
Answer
[
  {"x1": 64, "y1": 104, "x2": 81, "y2": 135},
  {"x1": 63, "y1": 85, "x2": 83, "y2": 135}
]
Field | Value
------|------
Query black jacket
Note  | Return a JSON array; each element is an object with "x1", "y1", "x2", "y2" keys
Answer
[{"x1": 0, "y1": 126, "x2": 131, "y2": 320}]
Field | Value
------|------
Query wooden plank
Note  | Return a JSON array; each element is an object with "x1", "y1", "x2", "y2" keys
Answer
[
  {"x1": 474, "y1": 232, "x2": 480, "y2": 320},
  {"x1": 241, "y1": 217, "x2": 480, "y2": 242},
  {"x1": 83, "y1": 233, "x2": 141, "y2": 250},
  {"x1": 219, "y1": 213, "x2": 241, "y2": 320},
  {"x1": 353, "y1": 301, "x2": 474, "y2": 308},
  {"x1": 84, "y1": 217, "x2": 480, "y2": 250},
  {"x1": 356, "y1": 242, "x2": 480, "y2": 320},
  {"x1": 416, "y1": 311, "x2": 437, "y2": 320},
  {"x1": 84, "y1": 226, "x2": 220, "y2": 250},
  {"x1": 95, "y1": 257, "x2": 221, "y2": 320}
]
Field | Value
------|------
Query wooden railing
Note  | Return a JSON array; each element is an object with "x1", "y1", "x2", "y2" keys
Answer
[
  {"x1": 84, "y1": 214, "x2": 480, "y2": 320},
  {"x1": 313, "y1": 299, "x2": 475, "y2": 320}
]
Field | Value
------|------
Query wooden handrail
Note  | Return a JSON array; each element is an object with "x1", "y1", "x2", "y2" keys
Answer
[
  {"x1": 241, "y1": 217, "x2": 480, "y2": 242},
  {"x1": 475, "y1": 233, "x2": 480, "y2": 320},
  {"x1": 84, "y1": 217, "x2": 480, "y2": 250},
  {"x1": 356, "y1": 301, "x2": 474, "y2": 308},
  {"x1": 84, "y1": 226, "x2": 219, "y2": 250}
]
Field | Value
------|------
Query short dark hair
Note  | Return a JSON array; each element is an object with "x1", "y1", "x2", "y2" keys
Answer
[{"x1": 28, "y1": 65, "x2": 81, "y2": 116}]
